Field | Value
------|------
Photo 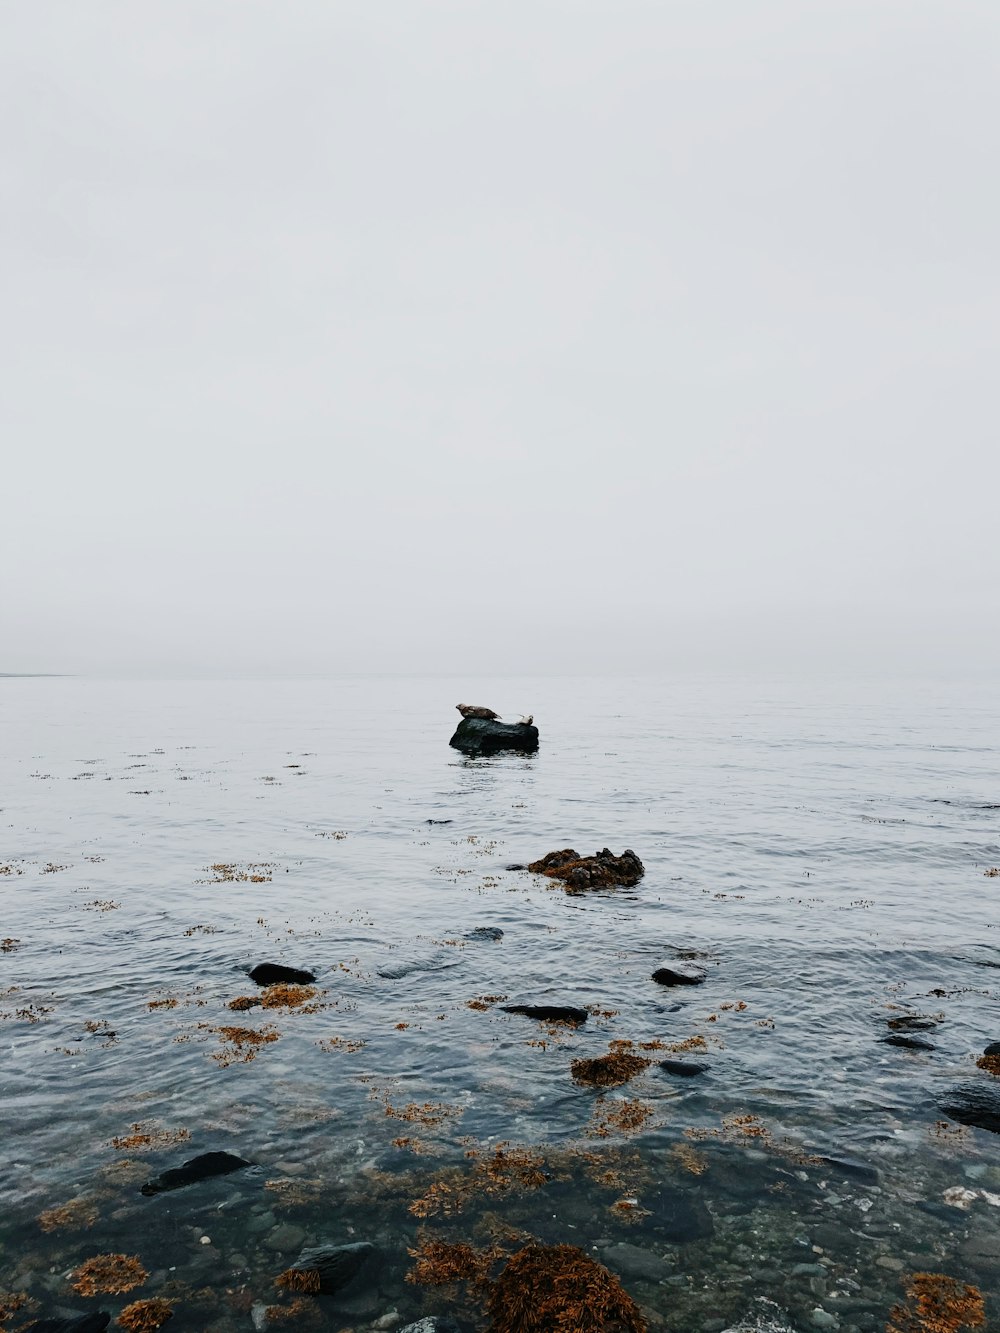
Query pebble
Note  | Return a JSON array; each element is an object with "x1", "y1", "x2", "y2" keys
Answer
[
  {"x1": 809, "y1": 1310, "x2": 838, "y2": 1329},
  {"x1": 602, "y1": 1242, "x2": 672, "y2": 1283},
  {"x1": 372, "y1": 1313, "x2": 401, "y2": 1331},
  {"x1": 264, "y1": 1222, "x2": 307, "y2": 1252},
  {"x1": 875, "y1": 1256, "x2": 904, "y2": 1272},
  {"x1": 272, "y1": 1160, "x2": 307, "y2": 1175},
  {"x1": 200, "y1": 1235, "x2": 212, "y2": 1245},
  {"x1": 791, "y1": 1263, "x2": 826, "y2": 1278}
]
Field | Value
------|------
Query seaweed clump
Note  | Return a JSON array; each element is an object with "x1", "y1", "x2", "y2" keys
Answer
[
  {"x1": 406, "y1": 1239, "x2": 503, "y2": 1293},
  {"x1": 118, "y1": 1298, "x2": 174, "y2": 1330},
  {"x1": 527, "y1": 848, "x2": 644, "y2": 892},
  {"x1": 486, "y1": 1243, "x2": 646, "y2": 1333},
  {"x1": 274, "y1": 1269, "x2": 322, "y2": 1295},
  {"x1": 38, "y1": 1195, "x2": 99, "y2": 1232},
  {"x1": 887, "y1": 1272, "x2": 986, "y2": 1333},
  {"x1": 571, "y1": 1051, "x2": 651, "y2": 1088},
  {"x1": 975, "y1": 1054, "x2": 1000, "y2": 1076},
  {"x1": 72, "y1": 1253, "x2": 149, "y2": 1295}
]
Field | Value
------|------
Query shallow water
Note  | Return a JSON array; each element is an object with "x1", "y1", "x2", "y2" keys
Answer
[{"x1": 1, "y1": 675, "x2": 999, "y2": 1332}]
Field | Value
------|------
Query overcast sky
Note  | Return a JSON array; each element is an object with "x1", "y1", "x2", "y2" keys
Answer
[{"x1": 2, "y1": 1, "x2": 997, "y2": 675}]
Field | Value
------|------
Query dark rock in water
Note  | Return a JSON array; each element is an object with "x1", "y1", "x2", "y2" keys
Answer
[
  {"x1": 377, "y1": 953, "x2": 462, "y2": 980},
  {"x1": 450, "y1": 717, "x2": 539, "y2": 756},
  {"x1": 503, "y1": 1003, "x2": 588, "y2": 1026},
  {"x1": 249, "y1": 963, "x2": 316, "y2": 986},
  {"x1": 886, "y1": 1014, "x2": 939, "y2": 1032},
  {"x1": 660, "y1": 1058, "x2": 708, "y2": 1077},
  {"x1": 465, "y1": 926, "x2": 504, "y2": 941},
  {"x1": 399, "y1": 1321, "x2": 464, "y2": 1333},
  {"x1": 984, "y1": 1040, "x2": 1000, "y2": 1057},
  {"x1": 940, "y1": 1083, "x2": 1000, "y2": 1133},
  {"x1": 527, "y1": 847, "x2": 644, "y2": 890},
  {"x1": 652, "y1": 963, "x2": 706, "y2": 987},
  {"x1": 140, "y1": 1150, "x2": 253, "y2": 1196},
  {"x1": 27, "y1": 1318, "x2": 111, "y2": 1333},
  {"x1": 644, "y1": 1187, "x2": 715, "y2": 1242},
  {"x1": 283, "y1": 1241, "x2": 376, "y2": 1294},
  {"x1": 816, "y1": 1154, "x2": 880, "y2": 1184},
  {"x1": 881, "y1": 1033, "x2": 936, "y2": 1051},
  {"x1": 426, "y1": 818, "x2": 452, "y2": 825}
]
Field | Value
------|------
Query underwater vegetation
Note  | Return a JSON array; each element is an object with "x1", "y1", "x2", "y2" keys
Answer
[
  {"x1": 116, "y1": 1298, "x2": 174, "y2": 1330},
  {"x1": 71, "y1": 1254, "x2": 148, "y2": 1296},
  {"x1": 486, "y1": 1243, "x2": 646, "y2": 1333},
  {"x1": 571, "y1": 1050, "x2": 651, "y2": 1087},
  {"x1": 887, "y1": 1272, "x2": 986, "y2": 1333}
]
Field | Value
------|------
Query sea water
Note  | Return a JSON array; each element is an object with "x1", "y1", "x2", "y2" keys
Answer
[{"x1": 1, "y1": 675, "x2": 998, "y2": 1331}]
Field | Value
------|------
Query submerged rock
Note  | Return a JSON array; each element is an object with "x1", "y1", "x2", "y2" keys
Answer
[
  {"x1": 279, "y1": 1241, "x2": 376, "y2": 1295},
  {"x1": 651, "y1": 963, "x2": 706, "y2": 987},
  {"x1": 816, "y1": 1154, "x2": 880, "y2": 1184},
  {"x1": 449, "y1": 717, "x2": 539, "y2": 756},
  {"x1": 249, "y1": 963, "x2": 316, "y2": 986},
  {"x1": 465, "y1": 926, "x2": 504, "y2": 941},
  {"x1": 399, "y1": 1322, "x2": 463, "y2": 1333},
  {"x1": 377, "y1": 953, "x2": 462, "y2": 980},
  {"x1": 940, "y1": 1083, "x2": 1000, "y2": 1133},
  {"x1": 659, "y1": 1058, "x2": 708, "y2": 1077},
  {"x1": 644, "y1": 1188, "x2": 715, "y2": 1242},
  {"x1": 526, "y1": 847, "x2": 644, "y2": 890},
  {"x1": 140, "y1": 1151, "x2": 252, "y2": 1196},
  {"x1": 720, "y1": 1297, "x2": 797, "y2": 1333},
  {"x1": 602, "y1": 1241, "x2": 672, "y2": 1283},
  {"x1": 503, "y1": 1003, "x2": 588, "y2": 1026},
  {"x1": 887, "y1": 1014, "x2": 939, "y2": 1032},
  {"x1": 882, "y1": 1033, "x2": 936, "y2": 1051},
  {"x1": 27, "y1": 1319, "x2": 111, "y2": 1333}
]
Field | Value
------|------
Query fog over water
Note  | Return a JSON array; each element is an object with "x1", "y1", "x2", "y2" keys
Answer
[{"x1": 2, "y1": 2, "x2": 998, "y2": 676}]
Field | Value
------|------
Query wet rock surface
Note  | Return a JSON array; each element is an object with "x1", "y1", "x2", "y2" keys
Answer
[
  {"x1": 881, "y1": 1033, "x2": 936, "y2": 1050},
  {"x1": 502, "y1": 1002, "x2": 588, "y2": 1025},
  {"x1": 526, "y1": 847, "x2": 644, "y2": 890},
  {"x1": 449, "y1": 717, "x2": 539, "y2": 756},
  {"x1": 660, "y1": 1058, "x2": 709, "y2": 1076},
  {"x1": 652, "y1": 963, "x2": 707, "y2": 986},
  {"x1": 140, "y1": 1150, "x2": 252, "y2": 1195},
  {"x1": 984, "y1": 1040, "x2": 1000, "y2": 1056},
  {"x1": 464, "y1": 926, "x2": 504, "y2": 941},
  {"x1": 283, "y1": 1240, "x2": 377, "y2": 1294},
  {"x1": 249, "y1": 962, "x2": 316, "y2": 986},
  {"x1": 940, "y1": 1082, "x2": 1000, "y2": 1132}
]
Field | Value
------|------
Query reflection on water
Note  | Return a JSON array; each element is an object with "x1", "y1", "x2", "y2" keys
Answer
[{"x1": 0, "y1": 675, "x2": 998, "y2": 1331}]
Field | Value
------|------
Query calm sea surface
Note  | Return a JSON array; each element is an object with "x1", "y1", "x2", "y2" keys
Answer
[{"x1": 1, "y1": 675, "x2": 998, "y2": 1332}]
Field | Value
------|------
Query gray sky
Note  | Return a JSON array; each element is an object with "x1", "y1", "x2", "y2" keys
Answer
[{"x1": 2, "y1": 1, "x2": 998, "y2": 675}]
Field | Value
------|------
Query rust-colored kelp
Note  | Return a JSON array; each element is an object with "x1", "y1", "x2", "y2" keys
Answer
[
  {"x1": 571, "y1": 1052, "x2": 651, "y2": 1088},
  {"x1": 37, "y1": 1196, "x2": 99, "y2": 1232},
  {"x1": 887, "y1": 1273, "x2": 986, "y2": 1333},
  {"x1": 486, "y1": 1243, "x2": 646, "y2": 1333},
  {"x1": 72, "y1": 1254, "x2": 149, "y2": 1296},
  {"x1": 117, "y1": 1298, "x2": 174, "y2": 1330},
  {"x1": 527, "y1": 848, "x2": 644, "y2": 891}
]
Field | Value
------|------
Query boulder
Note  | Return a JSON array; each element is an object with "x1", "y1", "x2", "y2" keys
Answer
[
  {"x1": 249, "y1": 963, "x2": 316, "y2": 986},
  {"x1": 464, "y1": 926, "x2": 504, "y2": 941},
  {"x1": 659, "y1": 1059, "x2": 708, "y2": 1077},
  {"x1": 280, "y1": 1241, "x2": 377, "y2": 1295},
  {"x1": 526, "y1": 848, "x2": 644, "y2": 890},
  {"x1": 141, "y1": 1150, "x2": 252, "y2": 1195},
  {"x1": 450, "y1": 718, "x2": 539, "y2": 756},
  {"x1": 940, "y1": 1083, "x2": 1000, "y2": 1133},
  {"x1": 503, "y1": 1003, "x2": 588, "y2": 1026},
  {"x1": 984, "y1": 1041, "x2": 1000, "y2": 1057},
  {"x1": 881, "y1": 1033, "x2": 935, "y2": 1050},
  {"x1": 652, "y1": 963, "x2": 706, "y2": 987}
]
